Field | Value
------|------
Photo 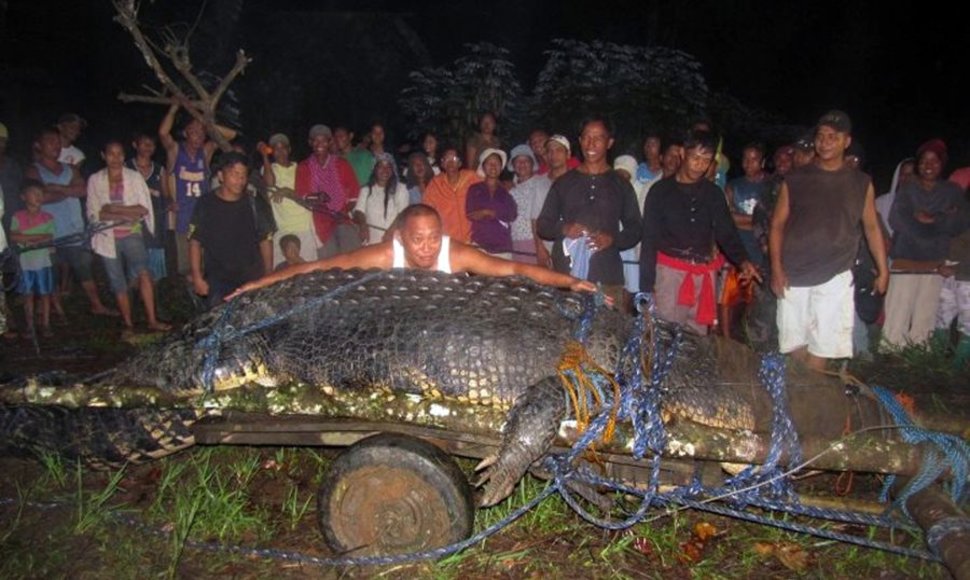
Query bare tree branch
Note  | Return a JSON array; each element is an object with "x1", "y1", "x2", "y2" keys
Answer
[
  {"x1": 112, "y1": 0, "x2": 251, "y2": 153},
  {"x1": 117, "y1": 93, "x2": 204, "y2": 108},
  {"x1": 139, "y1": 84, "x2": 165, "y2": 97},
  {"x1": 165, "y1": 43, "x2": 211, "y2": 101},
  {"x1": 112, "y1": 0, "x2": 192, "y2": 105},
  {"x1": 211, "y1": 50, "x2": 251, "y2": 109}
]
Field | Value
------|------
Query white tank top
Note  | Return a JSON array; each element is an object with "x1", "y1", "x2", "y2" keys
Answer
[{"x1": 392, "y1": 234, "x2": 452, "y2": 273}]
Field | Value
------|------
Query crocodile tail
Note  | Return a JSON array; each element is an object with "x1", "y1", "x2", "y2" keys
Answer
[{"x1": 0, "y1": 405, "x2": 202, "y2": 469}]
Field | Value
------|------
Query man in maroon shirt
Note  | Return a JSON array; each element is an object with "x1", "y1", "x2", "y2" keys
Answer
[{"x1": 295, "y1": 124, "x2": 361, "y2": 259}]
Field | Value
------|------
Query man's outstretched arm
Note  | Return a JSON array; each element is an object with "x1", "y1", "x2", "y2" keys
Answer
[
  {"x1": 225, "y1": 243, "x2": 392, "y2": 300},
  {"x1": 452, "y1": 242, "x2": 598, "y2": 294}
]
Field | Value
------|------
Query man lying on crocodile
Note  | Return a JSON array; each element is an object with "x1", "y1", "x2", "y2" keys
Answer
[{"x1": 227, "y1": 203, "x2": 604, "y2": 300}]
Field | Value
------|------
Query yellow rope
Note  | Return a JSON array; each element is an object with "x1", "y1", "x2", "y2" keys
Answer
[{"x1": 556, "y1": 340, "x2": 622, "y2": 448}]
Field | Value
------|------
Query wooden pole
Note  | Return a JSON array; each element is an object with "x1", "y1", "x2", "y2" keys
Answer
[{"x1": 892, "y1": 479, "x2": 970, "y2": 579}]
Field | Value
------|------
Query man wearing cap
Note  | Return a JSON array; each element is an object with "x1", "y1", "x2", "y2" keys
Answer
[
  {"x1": 545, "y1": 134, "x2": 579, "y2": 181},
  {"x1": 295, "y1": 124, "x2": 361, "y2": 259},
  {"x1": 792, "y1": 134, "x2": 816, "y2": 169},
  {"x1": 536, "y1": 117, "x2": 642, "y2": 310},
  {"x1": 259, "y1": 133, "x2": 316, "y2": 266},
  {"x1": 159, "y1": 103, "x2": 238, "y2": 276},
  {"x1": 508, "y1": 144, "x2": 552, "y2": 266},
  {"x1": 56, "y1": 113, "x2": 86, "y2": 168},
  {"x1": 770, "y1": 110, "x2": 888, "y2": 371}
]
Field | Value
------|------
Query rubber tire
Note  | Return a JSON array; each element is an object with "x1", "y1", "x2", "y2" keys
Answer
[{"x1": 317, "y1": 432, "x2": 475, "y2": 557}]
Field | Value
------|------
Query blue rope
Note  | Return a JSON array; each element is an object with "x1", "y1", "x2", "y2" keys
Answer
[
  {"x1": 547, "y1": 292, "x2": 956, "y2": 562},
  {"x1": 716, "y1": 353, "x2": 802, "y2": 506},
  {"x1": 925, "y1": 517, "x2": 970, "y2": 558},
  {"x1": 871, "y1": 385, "x2": 970, "y2": 511},
  {"x1": 629, "y1": 292, "x2": 675, "y2": 460}
]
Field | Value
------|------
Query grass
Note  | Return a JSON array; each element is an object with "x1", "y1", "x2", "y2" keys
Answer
[
  {"x1": 74, "y1": 461, "x2": 127, "y2": 534},
  {"x1": 281, "y1": 481, "x2": 314, "y2": 531},
  {"x1": 162, "y1": 448, "x2": 271, "y2": 543},
  {"x1": 853, "y1": 328, "x2": 969, "y2": 391},
  {"x1": 0, "y1": 444, "x2": 953, "y2": 579},
  {"x1": 39, "y1": 450, "x2": 69, "y2": 488}
]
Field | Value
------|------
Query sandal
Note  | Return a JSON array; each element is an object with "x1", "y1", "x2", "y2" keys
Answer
[{"x1": 147, "y1": 321, "x2": 172, "y2": 332}]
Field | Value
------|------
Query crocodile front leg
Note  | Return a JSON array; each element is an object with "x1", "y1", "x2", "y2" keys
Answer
[{"x1": 475, "y1": 376, "x2": 566, "y2": 507}]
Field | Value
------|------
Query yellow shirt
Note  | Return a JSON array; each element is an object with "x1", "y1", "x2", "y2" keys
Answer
[{"x1": 269, "y1": 163, "x2": 311, "y2": 234}]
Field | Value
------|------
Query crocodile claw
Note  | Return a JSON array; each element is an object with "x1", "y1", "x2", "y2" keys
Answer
[
  {"x1": 473, "y1": 377, "x2": 566, "y2": 507},
  {"x1": 475, "y1": 451, "x2": 526, "y2": 507}
]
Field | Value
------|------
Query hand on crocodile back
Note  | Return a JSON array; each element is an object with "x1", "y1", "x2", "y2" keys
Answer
[{"x1": 225, "y1": 204, "x2": 600, "y2": 302}]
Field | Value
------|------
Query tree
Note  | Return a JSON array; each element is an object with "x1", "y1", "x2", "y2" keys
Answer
[
  {"x1": 400, "y1": 43, "x2": 524, "y2": 147},
  {"x1": 112, "y1": 0, "x2": 250, "y2": 152},
  {"x1": 531, "y1": 39, "x2": 708, "y2": 145}
]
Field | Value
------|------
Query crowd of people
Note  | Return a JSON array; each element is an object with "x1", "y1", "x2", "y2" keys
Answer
[{"x1": 1, "y1": 106, "x2": 969, "y2": 372}]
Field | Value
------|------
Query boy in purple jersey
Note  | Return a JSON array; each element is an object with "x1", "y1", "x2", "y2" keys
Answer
[{"x1": 158, "y1": 102, "x2": 237, "y2": 276}]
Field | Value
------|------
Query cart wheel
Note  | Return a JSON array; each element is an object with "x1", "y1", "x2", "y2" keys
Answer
[{"x1": 317, "y1": 432, "x2": 475, "y2": 557}]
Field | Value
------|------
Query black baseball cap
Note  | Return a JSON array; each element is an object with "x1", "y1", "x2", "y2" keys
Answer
[
  {"x1": 816, "y1": 110, "x2": 852, "y2": 134},
  {"x1": 794, "y1": 134, "x2": 815, "y2": 151}
]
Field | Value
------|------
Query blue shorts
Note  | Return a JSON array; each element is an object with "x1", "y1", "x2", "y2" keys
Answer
[
  {"x1": 18, "y1": 267, "x2": 54, "y2": 295},
  {"x1": 102, "y1": 234, "x2": 149, "y2": 294}
]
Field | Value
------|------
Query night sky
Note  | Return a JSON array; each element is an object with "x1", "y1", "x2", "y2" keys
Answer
[{"x1": 1, "y1": 0, "x2": 967, "y2": 188}]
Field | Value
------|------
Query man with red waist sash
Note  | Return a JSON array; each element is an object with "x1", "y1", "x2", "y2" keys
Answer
[{"x1": 640, "y1": 130, "x2": 761, "y2": 334}]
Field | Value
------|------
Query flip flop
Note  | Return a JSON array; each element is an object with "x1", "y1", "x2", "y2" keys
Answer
[{"x1": 147, "y1": 322, "x2": 172, "y2": 332}]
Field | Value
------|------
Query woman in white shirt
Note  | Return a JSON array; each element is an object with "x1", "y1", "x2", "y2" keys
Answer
[{"x1": 353, "y1": 153, "x2": 410, "y2": 245}]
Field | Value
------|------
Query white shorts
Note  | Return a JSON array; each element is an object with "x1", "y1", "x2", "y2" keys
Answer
[{"x1": 776, "y1": 270, "x2": 854, "y2": 358}]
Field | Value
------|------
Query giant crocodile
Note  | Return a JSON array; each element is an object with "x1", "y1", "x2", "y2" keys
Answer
[{"x1": 0, "y1": 268, "x2": 912, "y2": 506}]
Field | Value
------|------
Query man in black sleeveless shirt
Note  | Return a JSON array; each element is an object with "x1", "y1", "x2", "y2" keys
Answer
[{"x1": 769, "y1": 111, "x2": 888, "y2": 372}]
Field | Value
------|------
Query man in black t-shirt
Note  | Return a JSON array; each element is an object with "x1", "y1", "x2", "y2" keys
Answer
[
  {"x1": 536, "y1": 116, "x2": 641, "y2": 311},
  {"x1": 188, "y1": 152, "x2": 274, "y2": 308}
]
